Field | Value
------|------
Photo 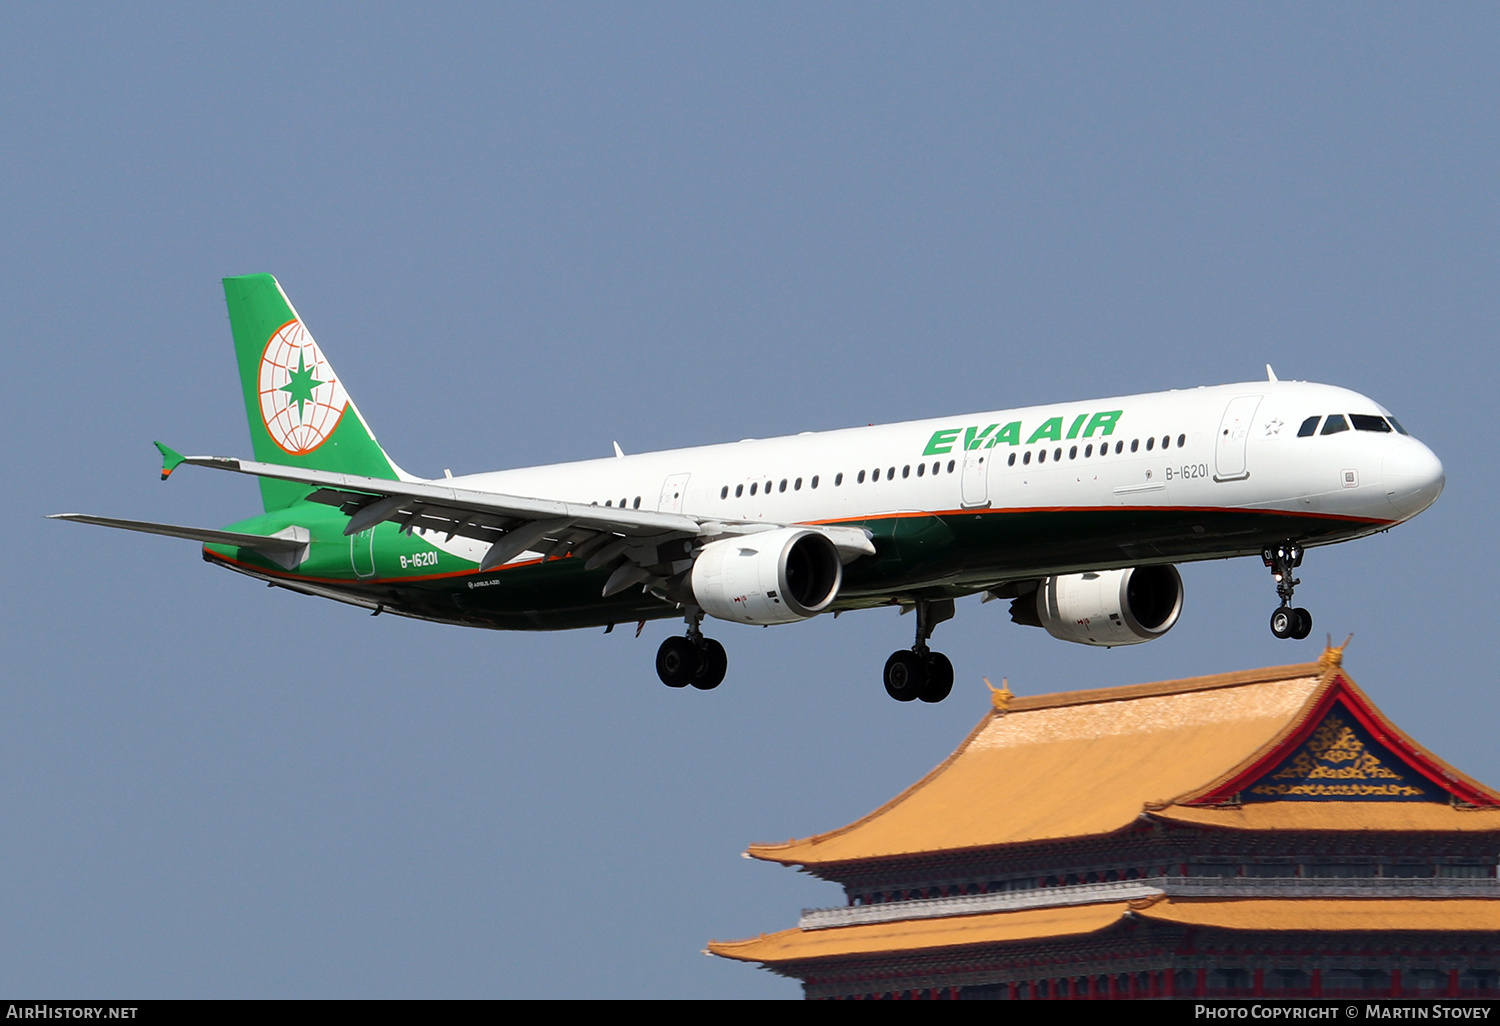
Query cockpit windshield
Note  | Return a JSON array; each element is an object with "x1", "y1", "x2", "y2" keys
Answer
[{"x1": 1298, "y1": 413, "x2": 1406, "y2": 437}]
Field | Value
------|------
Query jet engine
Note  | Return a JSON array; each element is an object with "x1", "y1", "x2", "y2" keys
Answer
[
  {"x1": 1012, "y1": 565, "x2": 1183, "y2": 647},
  {"x1": 687, "y1": 527, "x2": 843, "y2": 626}
]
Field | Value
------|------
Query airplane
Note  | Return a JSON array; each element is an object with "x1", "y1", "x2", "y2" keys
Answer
[{"x1": 52, "y1": 274, "x2": 1446, "y2": 703}]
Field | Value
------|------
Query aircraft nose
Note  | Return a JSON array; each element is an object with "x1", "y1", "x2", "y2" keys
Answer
[{"x1": 1383, "y1": 440, "x2": 1445, "y2": 519}]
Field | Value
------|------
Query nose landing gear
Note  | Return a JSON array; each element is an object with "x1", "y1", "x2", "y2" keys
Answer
[
  {"x1": 883, "y1": 598, "x2": 956, "y2": 703},
  {"x1": 656, "y1": 611, "x2": 728, "y2": 690},
  {"x1": 1263, "y1": 543, "x2": 1313, "y2": 640}
]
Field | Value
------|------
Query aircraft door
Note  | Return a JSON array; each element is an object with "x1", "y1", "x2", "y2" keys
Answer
[
  {"x1": 961, "y1": 449, "x2": 991, "y2": 508},
  {"x1": 658, "y1": 473, "x2": 690, "y2": 513},
  {"x1": 1214, "y1": 395, "x2": 1262, "y2": 482},
  {"x1": 350, "y1": 527, "x2": 376, "y2": 579}
]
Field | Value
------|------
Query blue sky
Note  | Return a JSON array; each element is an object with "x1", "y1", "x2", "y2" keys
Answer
[{"x1": 3, "y1": 4, "x2": 1497, "y2": 998}]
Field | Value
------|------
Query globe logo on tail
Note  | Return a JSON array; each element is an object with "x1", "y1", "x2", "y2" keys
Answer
[{"x1": 258, "y1": 320, "x2": 349, "y2": 455}]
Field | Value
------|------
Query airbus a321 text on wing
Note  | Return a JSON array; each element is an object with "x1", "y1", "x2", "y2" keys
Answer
[{"x1": 52, "y1": 275, "x2": 1445, "y2": 703}]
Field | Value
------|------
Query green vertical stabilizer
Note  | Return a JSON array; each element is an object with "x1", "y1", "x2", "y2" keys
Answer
[{"x1": 222, "y1": 274, "x2": 403, "y2": 510}]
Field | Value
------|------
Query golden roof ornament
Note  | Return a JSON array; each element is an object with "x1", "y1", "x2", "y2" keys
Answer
[
  {"x1": 1319, "y1": 633, "x2": 1354, "y2": 671},
  {"x1": 984, "y1": 677, "x2": 1013, "y2": 713}
]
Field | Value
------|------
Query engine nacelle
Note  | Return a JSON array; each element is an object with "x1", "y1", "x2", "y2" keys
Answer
[
  {"x1": 1031, "y1": 565, "x2": 1183, "y2": 647},
  {"x1": 688, "y1": 527, "x2": 842, "y2": 625}
]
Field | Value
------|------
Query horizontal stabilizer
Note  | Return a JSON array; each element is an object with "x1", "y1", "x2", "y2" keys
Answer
[{"x1": 47, "y1": 513, "x2": 309, "y2": 554}]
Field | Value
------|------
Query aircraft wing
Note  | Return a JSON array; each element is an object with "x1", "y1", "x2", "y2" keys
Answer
[
  {"x1": 47, "y1": 513, "x2": 313, "y2": 571},
  {"x1": 47, "y1": 512, "x2": 309, "y2": 552},
  {"x1": 164, "y1": 452, "x2": 875, "y2": 594}
]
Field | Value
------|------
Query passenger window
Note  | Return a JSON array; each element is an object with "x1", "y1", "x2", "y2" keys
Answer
[
  {"x1": 1053, "y1": 448, "x2": 1061, "y2": 461},
  {"x1": 811, "y1": 476, "x2": 818, "y2": 488},
  {"x1": 633, "y1": 497, "x2": 640, "y2": 509},
  {"x1": 735, "y1": 484, "x2": 744, "y2": 497},
  {"x1": 794, "y1": 477, "x2": 802, "y2": 490},
  {"x1": 779, "y1": 479, "x2": 787, "y2": 493},
  {"x1": 902, "y1": 465, "x2": 910, "y2": 479},
  {"x1": 750, "y1": 483, "x2": 757, "y2": 495},
  {"x1": 916, "y1": 463, "x2": 925, "y2": 477},
  {"x1": 1115, "y1": 441, "x2": 1123, "y2": 454},
  {"x1": 932, "y1": 462, "x2": 940, "y2": 475},
  {"x1": 947, "y1": 460, "x2": 955, "y2": 473},
  {"x1": 1023, "y1": 451, "x2": 1031, "y2": 465},
  {"x1": 1007, "y1": 453, "x2": 1016, "y2": 466},
  {"x1": 857, "y1": 470, "x2": 865, "y2": 484},
  {"x1": 1146, "y1": 437, "x2": 1155, "y2": 451},
  {"x1": 1351, "y1": 414, "x2": 1391, "y2": 433},
  {"x1": 1177, "y1": 434, "x2": 1186, "y2": 448},
  {"x1": 1084, "y1": 444, "x2": 1092, "y2": 457},
  {"x1": 1322, "y1": 415, "x2": 1349, "y2": 435},
  {"x1": 1038, "y1": 449, "x2": 1047, "y2": 464},
  {"x1": 888, "y1": 467, "x2": 895, "y2": 480},
  {"x1": 1068, "y1": 446, "x2": 1077, "y2": 459},
  {"x1": 1131, "y1": 439, "x2": 1139, "y2": 452},
  {"x1": 1161, "y1": 435, "x2": 1170, "y2": 449},
  {"x1": 834, "y1": 473, "x2": 842, "y2": 485},
  {"x1": 720, "y1": 486, "x2": 728, "y2": 499},
  {"x1": 1297, "y1": 416, "x2": 1320, "y2": 437},
  {"x1": 605, "y1": 500, "x2": 612, "y2": 506}
]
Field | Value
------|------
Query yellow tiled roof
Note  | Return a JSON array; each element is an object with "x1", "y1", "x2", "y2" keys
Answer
[
  {"x1": 749, "y1": 664, "x2": 1326, "y2": 866},
  {"x1": 706, "y1": 902, "x2": 1130, "y2": 964},
  {"x1": 1138, "y1": 897, "x2": 1500, "y2": 932},
  {"x1": 708, "y1": 897, "x2": 1500, "y2": 966},
  {"x1": 747, "y1": 658, "x2": 1500, "y2": 868}
]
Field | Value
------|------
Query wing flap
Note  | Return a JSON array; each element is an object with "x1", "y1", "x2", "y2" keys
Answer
[{"x1": 156, "y1": 450, "x2": 879, "y2": 588}]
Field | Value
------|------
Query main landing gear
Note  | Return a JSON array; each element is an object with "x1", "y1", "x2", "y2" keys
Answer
[
  {"x1": 656, "y1": 610, "x2": 728, "y2": 691},
  {"x1": 1263, "y1": 543, "x2": 1313, "y2": 640},
  {"x1": 883, "y1": 598, "x2": 956, "y2": 704}
]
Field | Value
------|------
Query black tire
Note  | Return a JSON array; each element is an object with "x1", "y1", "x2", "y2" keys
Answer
[
  {"x1": 919, "y1": 652, "x2": 954, "y2": 704},
  {"x1": 1290, "y1": 607, "x2": 1313, "y2": 640},
  {"x1": 656, "y1": 636, "x2": 697, "y2": 688},
  {"x1": 691, "y1": 638, "x2": 728, "y2": 690},
  {"x1": 884, "y1": 650, "x2": 925, "y2": 702},
  {"x1": 1270, "y1": 607, "x2": 1295, "y2": 639}
]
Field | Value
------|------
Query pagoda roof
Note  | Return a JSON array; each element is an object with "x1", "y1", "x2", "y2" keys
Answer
[
  {"x1": 707, "y1": 897, "x2": 1500, "y2": 966},
  {"x1": 747, "y1": 650, "x2": 1500, "y2": 869},
  {"x1": 707, "y1": 902, "x2": 1132, "y2": 965}
]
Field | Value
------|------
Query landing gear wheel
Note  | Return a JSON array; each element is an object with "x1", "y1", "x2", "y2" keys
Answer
[
  {"x1": 884, "y1": 650, "x2": 926, "y2": 702},
  {"x1": 1270, "y1": 606, "x2": 1314, "y2": 640},
  {"x1": 691, "y1": 638, "x2": 728, "y2": 690},
  {"x1": 918, "y1": 652, "x2": 954, "y2": 704},
  {"x1": 656, "y1": 636, "x2": 698, "y2": 688}
]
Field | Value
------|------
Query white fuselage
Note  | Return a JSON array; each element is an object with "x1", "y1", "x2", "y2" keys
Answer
[{"x1": 422, "y1": 380, "x2": 1443, "y2": 581}]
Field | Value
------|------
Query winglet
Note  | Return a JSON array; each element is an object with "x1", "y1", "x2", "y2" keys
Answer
[
  {"x1": 154, "y1": 441, "x2": 187, "y2": 481},
  {"x1": 1266, "y1": 364, "x2": 1278, "y2": 382}
]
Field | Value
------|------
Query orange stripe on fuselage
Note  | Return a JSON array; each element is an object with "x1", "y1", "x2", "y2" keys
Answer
[{"x1": 203, "y1": 503, "x2": 1391, "y2": 589}]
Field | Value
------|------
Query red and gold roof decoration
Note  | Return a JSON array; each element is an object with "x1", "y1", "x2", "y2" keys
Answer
[
  {"x1": 747, "y1": 652, "x2": 1500, "y2": 869},
  {"x1": 1181, "y1": 652, "x2": 1499, "y2": 808}
]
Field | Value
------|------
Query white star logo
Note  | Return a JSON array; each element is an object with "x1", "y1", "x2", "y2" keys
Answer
[{"x1": 1265, "y1": 418, "x2": 1284, "y2": 436}]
